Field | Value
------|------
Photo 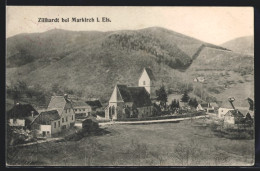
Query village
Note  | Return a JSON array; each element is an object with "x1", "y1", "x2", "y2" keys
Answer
[{"x1": 6, "y1": 67, "x2": 254, "y2": 147}]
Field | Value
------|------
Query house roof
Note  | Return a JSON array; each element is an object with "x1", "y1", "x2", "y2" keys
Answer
[
  {"x1": 72, "y1": 101, "x2": 90, "y2": 108},
  {"x1": 33, "y1": 110, "x2": 60, "y2": 125},
  {"x1": 48, "y1": 96, "x2": 73, "y2": 110},
  {"x1": 116, "y1": 85, "x2": 152, "y2": 107},
  {"x1": 85, "y1": 100, "x2": 102, "y2": 108},
  {"x1": 144, "y1": 68, "x2": 155, "y2": 81},
  {"x1": 210, "y1": 102, "x2": 219, "y2": 108},
  {"x1": 225, "y1": 110, "x2": 244, "y2": 118},
  {"x1": 200, "y1": 103, "x2": 210, "y2": 108},
  {"x1": 7, "y1": 104, "x2": 39, "y2": 119}
]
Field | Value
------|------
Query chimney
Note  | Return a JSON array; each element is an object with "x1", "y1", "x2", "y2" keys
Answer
[{"x1": 31, "y1": 111, "x2": 34, "y2": 117}]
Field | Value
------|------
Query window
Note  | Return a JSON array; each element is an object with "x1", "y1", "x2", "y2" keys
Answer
[
  {"x1": 72, "y1": 115, "x2": 73, "y2": 120},
  {"x1": 143, "y1": 81, "x2": 145, "y2": 85},
  {"x1": 65, "y1": 109, "x2": 67, "y2": 113},
  {"x1": 62, "y1": 118, "x2": 64, "y2": 123},
  {"x1": 83, "y1": 109, "x2": 85, "y2": 111},
  {"x1": 69, "y1": 109, "x2": 71, "y2": 112},
  {"x1": 66, "y1": 117, "x2": 68, "y2": 122},
  {"x1": 79, "y1": 109, "x2": 81, "y2": 111},
  {"x1": 58, "y1": 121, "x2": 60, "y2": 127},
  {"x1": 75, "y1": 109, "x2": 77, "y2": 111},
  {"x1": 54, "y1": 122, "x2": 56, "y2": 128},
  {"x1": 47, "y1": 131, "x2": 50, "y2": 134}
]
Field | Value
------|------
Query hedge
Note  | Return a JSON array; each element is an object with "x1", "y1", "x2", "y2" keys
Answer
[{"x1": 115, "y1": 111, "x2": 205, "y2": 122}]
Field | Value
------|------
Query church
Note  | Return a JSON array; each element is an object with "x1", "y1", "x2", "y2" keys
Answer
[{"x1": 105, "y1": 68, "x2": 156, "y2": 120}]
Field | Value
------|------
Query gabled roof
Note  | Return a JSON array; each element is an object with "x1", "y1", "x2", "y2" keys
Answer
[
  {"x1": 128, "y1": 87, "x2": 152, "y2": 107},
  {"x1": 48, "y1": 96, "x2": 73, "y2": 110},
  {"x1": 48, "y1": 96, "x2": 66, "y2": 109},
  {"x1": 72, "y1": 101, "x2": 90, "y2": 108},
  {"x1": 33, "y1": 110, "x2": 60, "y2": 125},
  {"x1": 210, "y1": 102, "x2": 219, "y2": 108},
  {"x1": 225, "y1": 110, "x2": 244, "y2": 118},
  {"x1": 7, "y1": 104, "x2": 39, "y2": 119},
  {"x1": 144, "y1": 68, "x2": 155, "y2": 81},
  {"x1": 85, "y1": 100, "x2": 102, "y2": 108},
  {"x1": 116, "y1": 85, "x2": 152, "y2": 107},
  {"x1": 116, "y1": 85, "x2": 133, "y2": 102}
]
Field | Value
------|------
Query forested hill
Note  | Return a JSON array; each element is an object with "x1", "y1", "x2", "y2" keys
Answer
[{"x1": 6, "y1": 27, "x2": 253, "y2": 106}]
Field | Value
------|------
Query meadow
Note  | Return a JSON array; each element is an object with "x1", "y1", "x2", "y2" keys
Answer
[{"x1": 7, "y1": 118, "x2": 254, "y2": 166}]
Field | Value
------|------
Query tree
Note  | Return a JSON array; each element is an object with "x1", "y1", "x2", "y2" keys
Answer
[
  {"x1": 156, "y1": 86, "x2": 168, "y2": 110},
  {"x1": 170, "y1": 99, "x2": 177, "y2": 111},
  {"x1": 188, "y1": 98, "x2": 198, "y2": 108},
  {"x1": 181, "y1": 91, "x2": 190, "y2": 103},
  {"x1": 176, "y1": 100, "x2": 180, "y2": 109}
]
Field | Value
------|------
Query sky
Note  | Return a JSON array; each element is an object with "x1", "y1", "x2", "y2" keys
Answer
[{"x1": 6, "y1": 6, "x2": 253, "y2": 45}]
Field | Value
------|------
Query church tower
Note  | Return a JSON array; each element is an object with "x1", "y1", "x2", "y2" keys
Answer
[{"x1": 138, "y1": 67, "x2": 156, "y2": 98}]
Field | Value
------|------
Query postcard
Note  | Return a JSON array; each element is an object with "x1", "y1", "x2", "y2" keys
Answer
[{"x1": 6, "y1": 6, "x2": 254, "y2": 166}]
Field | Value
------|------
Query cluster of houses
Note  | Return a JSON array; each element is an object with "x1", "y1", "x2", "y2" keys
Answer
[
  {"x1": 7, "y1": 67, "x2": 254, "y2": 139},
  {"x1": 196, "y1": 100, "x2": 254, "y2": 125},
  {"x1": 7, "y1": 94, "x2": 103, "y2": 137}
]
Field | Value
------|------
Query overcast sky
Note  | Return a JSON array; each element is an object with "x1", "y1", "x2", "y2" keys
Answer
[{"x1": 6, "y1": 6, "x2": 253, "y2": 45}]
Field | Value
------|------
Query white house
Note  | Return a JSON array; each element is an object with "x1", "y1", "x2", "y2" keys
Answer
[
  {"x1": 193, "y1": 77, "x2": 205, "y2": 83},
  {"x1": 31, "y1": 110, "x2": 61, "y2": 137},
  {"x1": 72, "y1": 101, "x2": 92, "y2": 118},
  {"x1": 218, "y1": 108, "x2": 234, "y2": 118},
  {"x1": 196, "y1": 104, "x2": 204, "y2": 111},
  {"x1": 7, "y1": 103, "x2": 39, "y2": 129},
  {"x1": 47, "y1": 95, "x2": 75, "y2": 129},
  {"x1": 223, "y1": 110, "x2": 244, "y2": 125},
  {"x1": 138, "y1": 67, "x2": 156, "y2": 98}
]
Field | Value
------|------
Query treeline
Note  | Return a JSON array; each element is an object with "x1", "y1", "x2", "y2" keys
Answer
[
  {"x1": 6, "y1": 81, "x2": 50, "y2": 107},
  {"x1": 102, "y1": 33, "x2": 192, "y2": 69}
]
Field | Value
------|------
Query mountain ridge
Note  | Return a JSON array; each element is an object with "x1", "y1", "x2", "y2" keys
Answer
[{"x1": 6, "y1": 27, "x2": 254, "y2": 106}]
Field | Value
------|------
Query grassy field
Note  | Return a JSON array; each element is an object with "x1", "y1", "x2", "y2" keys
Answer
[{"x1": 7, "y1": 118, "x2": 254, "y2": 166}]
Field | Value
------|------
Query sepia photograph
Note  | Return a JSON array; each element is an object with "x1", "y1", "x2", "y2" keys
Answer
[{"x1": 6, "y1": 6, "x2": 254, "y2": 166}]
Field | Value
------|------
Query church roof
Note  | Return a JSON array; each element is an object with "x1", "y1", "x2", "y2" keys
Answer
[
  {"x1": 144, "y1": 67, "x2": 155, "y2": 80},
  {"x1": 116, "y1": 85, "x2": 152, "y2": 107}
]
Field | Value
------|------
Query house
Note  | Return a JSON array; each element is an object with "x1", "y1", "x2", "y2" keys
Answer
[
  {"x1": 193, "y1": 77, "x2": 205, "y2": 83},
  {"x1": 218, "y1": 108, "x2": 234, "y2": 118},
  {"x1": 72, "y1": 101, "x2": 92, "y2": 118},
  {"x1": 7, "y1": 103, "x2": 39, "y2": 129},
  {"x1": 85, "y1": 100, "x2": 103, "y2": 111},
  {"x1": 199, "y1": 103, "x2": 216, "y2": 113},
  {"x1": 138, "y1": 67, "x2": 156, "y2": 99},
  {"x1": 196, "y1": 104, "x2": 204, "y2": 111},
  {"x1": 105, "y1": 84, "x2": 153, "y2": 120},
  {"x1": 209, "y1": 102, "x2": 219, "y2": 110},
  {"x1": 47, "y1": 95, "x2": 75, "y2": 129},
  {"x1": 31, "y1": 110, "x2": 61, "y2": 137},
  {"x1": 223, "y1": 109, "x2": 244, "y2": 125}
]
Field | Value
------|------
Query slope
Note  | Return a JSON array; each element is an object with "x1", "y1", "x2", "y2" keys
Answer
[{"x1": 221, "y1": 36, "x2": 254, "y2": 55}]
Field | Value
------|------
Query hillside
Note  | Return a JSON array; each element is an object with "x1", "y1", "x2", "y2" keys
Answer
[
  {"x1": 6, "y1": 27, "x2": 254, "y2": 107},
  {"x1": 221, "y1": 36, "x2": 254, "y2": 55}
]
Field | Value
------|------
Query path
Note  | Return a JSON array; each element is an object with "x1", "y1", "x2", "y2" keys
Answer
[
  {"x1": 12, "y1": 137, "x2": 63, "y2": 147},
  {"x1": 99, "y1": 115, "x2": 208, "y2": 126}
]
